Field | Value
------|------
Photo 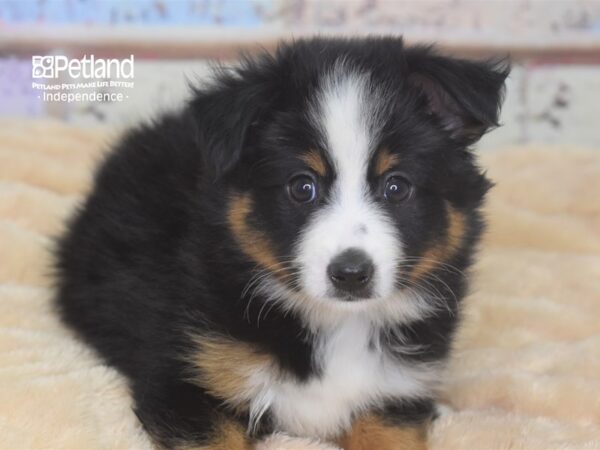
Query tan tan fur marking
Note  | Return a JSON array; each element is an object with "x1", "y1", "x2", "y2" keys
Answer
[
  {"x1": 374, "y1": 148, "x2": 400, "y2": 176},
  {"x1": 409, "y1": 203, "x2": 466, "y2": 282},
  {"x1": 228, "y1": 193, "x2": 289, "y2": 281},
  {"x1": 188, "y1": 334, "x2": 275, "y2": 412},
  {"x1": 179, "y1": 418, "x2": 252, "y2": 450},
  {"x1": 301, "y1": 149, "x2": 328, "y2": 177},
  {"x1": 337, "y1": 414, "x2": 427, "y2": 450}
]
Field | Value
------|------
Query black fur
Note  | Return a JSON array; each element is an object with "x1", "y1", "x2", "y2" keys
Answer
[{"x1": 54, "y1": 37, "x2": 508, "y2": 448}]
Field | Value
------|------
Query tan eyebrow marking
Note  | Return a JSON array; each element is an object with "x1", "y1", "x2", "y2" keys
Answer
[
  {"x1": 300, "y1": 149, "x2": 327, "y2": 177},
  {"x1": 374, "y1": 148, "x2": 400, "y2": 176}
]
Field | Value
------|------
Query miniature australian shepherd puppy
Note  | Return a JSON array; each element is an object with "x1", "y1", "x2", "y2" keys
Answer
[{"x1": 55, "y1": 37, "x2": 508, "y2": 449}]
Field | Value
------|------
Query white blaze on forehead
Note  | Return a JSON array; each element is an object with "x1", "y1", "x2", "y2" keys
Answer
[{"x1": 317, "y1": 69, "x2": 375, "y2": 194}]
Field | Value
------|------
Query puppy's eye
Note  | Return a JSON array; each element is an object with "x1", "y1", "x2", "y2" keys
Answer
[
  {"x1": 288, "y1": 175, "x2": 317, "y2": 203},
  {"x1": 384, "y1": 175, "x2": 412, "y2": 203}
]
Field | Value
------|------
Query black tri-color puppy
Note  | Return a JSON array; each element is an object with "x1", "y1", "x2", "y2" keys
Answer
[{"x1": 55, "y1": 37, "x2": 508, "y2": 450}]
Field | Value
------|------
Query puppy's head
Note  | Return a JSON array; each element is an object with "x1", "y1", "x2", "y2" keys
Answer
[{"x1": 193, "y1": 37, "x2": 508, "y2": 328}]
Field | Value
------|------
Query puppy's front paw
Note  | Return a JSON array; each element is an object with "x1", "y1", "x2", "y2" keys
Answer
[{"x1": 256, "y1": 433, "x2": 341, "y2": 450}]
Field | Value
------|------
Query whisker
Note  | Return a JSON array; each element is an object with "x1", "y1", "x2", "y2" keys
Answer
[
  {"x1": 240, "y1": 261, "x2": 301, "y2": 326},
  {"x1": 399, "y1": 257, "x2": 467, "y2": 278},
  {"x1": 420, "y1": 271, "x2": 458, "y2": 316}
]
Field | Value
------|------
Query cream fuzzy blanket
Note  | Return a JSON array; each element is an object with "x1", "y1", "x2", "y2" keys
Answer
[{"x1": 0, "y1": 120, "x2": 599, "y2": 449}]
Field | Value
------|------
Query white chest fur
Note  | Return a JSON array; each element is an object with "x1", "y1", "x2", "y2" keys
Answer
[{"x1": 247, "y1": 318, "x2": 438, "y2": 439}]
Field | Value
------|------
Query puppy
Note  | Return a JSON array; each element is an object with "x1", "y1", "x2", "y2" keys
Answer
[{"x1": 55, "y1": 37, "x2": 508, "y2": 449}]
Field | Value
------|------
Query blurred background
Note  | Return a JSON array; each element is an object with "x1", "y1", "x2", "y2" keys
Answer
[{"x1": 1, "y1": 0, "x2": 600, "y2": 150}]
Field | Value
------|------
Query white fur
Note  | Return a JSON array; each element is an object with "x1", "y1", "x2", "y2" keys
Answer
[{"x1": 247, "y1": 317, "x2": 440, "y2": 439}]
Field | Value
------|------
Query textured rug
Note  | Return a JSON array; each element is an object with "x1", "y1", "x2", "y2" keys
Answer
[{"x1": 0, "y1": 119, "x2": 599, "y2": 449}]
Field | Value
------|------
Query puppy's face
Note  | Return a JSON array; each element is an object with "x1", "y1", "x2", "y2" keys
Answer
[{"x1": 197, "y1": 38, "x2": 508, "y2": 327}]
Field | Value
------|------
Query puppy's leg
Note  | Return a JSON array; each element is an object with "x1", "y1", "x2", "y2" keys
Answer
[
  {"x1": 132, "y1": 377, "x2": 255, "y2": 450},
  {"x1": 132, "y1": 377, "x2": 340, "y2": 450},
  {"x1": 338, "y1": 418, "x2": 427, "y2": 450},
  {"x1": 337, "y1": 400, "x2": 433, "y2": 450},
  {"x1": 187, "y1": 419, "x2": 252, "y2": 450}
]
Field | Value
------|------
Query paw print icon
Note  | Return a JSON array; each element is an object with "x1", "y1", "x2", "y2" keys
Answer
[{"x1": 32, "y1": 56, "x2": 54, "y2": 78}]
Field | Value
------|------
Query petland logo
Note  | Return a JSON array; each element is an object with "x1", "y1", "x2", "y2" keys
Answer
[
  {"x1": 32, "y1": 55, "x2": 134, "y2": 79},
  {"x1": 31, "y1": 54, "x2": 135, "y2": 103}
]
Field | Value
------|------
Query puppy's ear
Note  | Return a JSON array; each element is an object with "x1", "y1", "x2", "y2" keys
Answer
[
  {"x1": 407, "y1": 49, "x2": 510, "y2": 145},
  {"x1": 190, "y1": 63, "x2": 273, "y2": 180}
]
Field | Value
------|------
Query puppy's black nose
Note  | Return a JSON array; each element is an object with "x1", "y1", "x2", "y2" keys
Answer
[{"x1": 327, "y1": 248, "x2": 374, "y2": 295}]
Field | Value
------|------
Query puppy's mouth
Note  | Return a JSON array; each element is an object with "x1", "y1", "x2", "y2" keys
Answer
[{"x1": 330, "y1": 286, "x2": 375, "y2": 302}]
